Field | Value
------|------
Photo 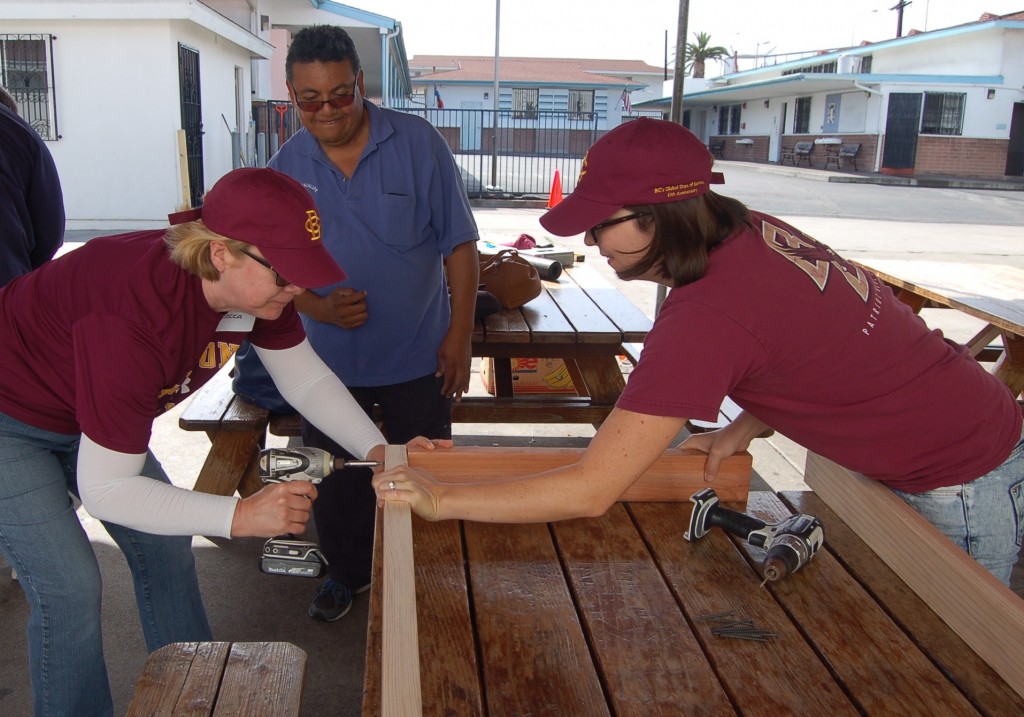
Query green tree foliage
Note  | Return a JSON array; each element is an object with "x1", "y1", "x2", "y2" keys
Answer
[{"x1": 685, "y1": 32, "x2": 729, "y2": 78}]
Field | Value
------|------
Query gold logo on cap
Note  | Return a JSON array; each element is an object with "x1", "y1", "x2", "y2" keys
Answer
[
  {"x1": 305, "y1": 210, "x2": 322, "y2": 241},
  {"x1": 577, "y1": 153, "x2": 589, "y2": 185}
]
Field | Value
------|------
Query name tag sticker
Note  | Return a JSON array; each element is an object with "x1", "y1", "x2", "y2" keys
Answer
[{"x1": 217, "y1": 311, "x2": 256, "y2": 332}]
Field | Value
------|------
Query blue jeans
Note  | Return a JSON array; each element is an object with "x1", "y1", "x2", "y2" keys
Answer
[
  {"x1": 893, "y1": 432, "x2": 1024, "y2": 586},
  {"x1": 0, "y1": 412, "x2": 212, "y2": 717}
]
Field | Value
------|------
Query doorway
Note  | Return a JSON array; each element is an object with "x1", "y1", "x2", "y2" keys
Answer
[
  {"x1": 881, "y1": 92, "x2": 921, "y2": 173},
  {"x1": 1006, "y1": 102, "x2": 1024, "y2": 176},
  {"x1": 178, "y1": 43, "x2": 205, "y2": 207}
]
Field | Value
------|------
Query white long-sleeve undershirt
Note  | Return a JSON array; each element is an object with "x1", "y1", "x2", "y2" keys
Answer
[{"x1": 76, "y1": 339, "x2": 386, "y2": 537}]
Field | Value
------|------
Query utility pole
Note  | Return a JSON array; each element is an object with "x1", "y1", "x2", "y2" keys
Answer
[
  {"x1": 891, "y1": 0, "x2": 912, "y2": 38},
  {"x1": 491, "y1": 0, "x2": 500, "y2": 189},
  {"x1": 669, "y1": 0, "x2": 689, "y2": 124}
]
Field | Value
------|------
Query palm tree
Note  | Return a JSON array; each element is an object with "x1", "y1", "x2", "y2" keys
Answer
[{"x1": 685, "y1": 32, "x2": 729, "y2": 79}]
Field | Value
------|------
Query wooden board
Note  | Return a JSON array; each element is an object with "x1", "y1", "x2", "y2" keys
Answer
[
  {"x1": 381, "y1": 445, "x2": 422, "y2": 717},
  {"x1": 803, "y1": 451, "x2": 1024, "y2": 698},
  {"x1": 407, "y1": 445, "x2": 752, "y2": 502}
]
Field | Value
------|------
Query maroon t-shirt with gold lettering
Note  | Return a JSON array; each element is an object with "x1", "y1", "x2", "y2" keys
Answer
[
  {"x1": 619, "y1": 213, "x2": 1021, "y2": 492},
  {"x1": 0, "y1": 231, "x2": 303, "y2": 453}
]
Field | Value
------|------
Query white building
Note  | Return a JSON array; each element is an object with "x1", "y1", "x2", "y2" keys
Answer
[
  {"x1": 0, "y1": 0, "x2": 410, "y2": 229},
  {"x1": 638, "y1": 10, "x2": 1024, "y2": 179}
]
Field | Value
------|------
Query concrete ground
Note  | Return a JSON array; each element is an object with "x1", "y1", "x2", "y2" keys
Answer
[{"x1": 1, "y1": 162, "x2": 1023, "y2": 715}]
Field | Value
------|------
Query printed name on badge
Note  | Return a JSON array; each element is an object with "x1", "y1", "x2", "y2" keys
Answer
[{"x1": 216, "y1": 311, "x2": 256, "y2": 332}]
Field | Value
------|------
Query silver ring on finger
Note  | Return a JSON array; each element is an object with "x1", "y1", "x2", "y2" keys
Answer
[{"x1": 388, "y1": 481, "x2": 396, "y2": 491}]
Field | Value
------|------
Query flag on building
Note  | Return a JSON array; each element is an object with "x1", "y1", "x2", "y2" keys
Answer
[
  {"x1": 434, "y1": 87, "x2": 444, "y2": 109},
  {"x1": 620, "y1": 88, "x2": 631, "y2": 114}
]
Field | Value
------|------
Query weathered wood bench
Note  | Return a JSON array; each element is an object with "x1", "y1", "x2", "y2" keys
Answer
[
  {"x1": 126, "y1": 641, "x2": 306, "y2": 717},
  {"x1": 781, "y1": 140, "x2": 814, "y2": 167}
]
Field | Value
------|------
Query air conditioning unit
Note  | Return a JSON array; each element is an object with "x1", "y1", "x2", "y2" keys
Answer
[{"x1": 838, "y1": 54, "x2": 862, "y2": 74}]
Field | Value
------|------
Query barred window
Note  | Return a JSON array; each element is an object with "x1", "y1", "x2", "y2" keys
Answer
[
  {"x1": 0, "y1": 34, "x2": 58, "y2": 140},
  {"x1": 568, "y1": 89, "x2": 593, "y2": 120},
  {"x1": 512, "y1": 88, "x2": 538, "y2": 119},
  {"x1": 717, "y1": 104, "x2": 741, "y2": 135},
  {"x1": 794, "y1": 97, "x2": 812, "y2": 133},
  {"x1": 921, "y1": 92, "x2": 965, "y2": 136}
]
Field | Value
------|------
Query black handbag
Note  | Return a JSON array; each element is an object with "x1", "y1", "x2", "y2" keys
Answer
[{"x1": 231, "y1": 339, "x2": 294, "y2": 414}]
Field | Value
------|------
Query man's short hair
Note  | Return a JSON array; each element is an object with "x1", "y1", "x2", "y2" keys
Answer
[{"x1": 286, "y1": 25, "x2": 361, "y2": 80}]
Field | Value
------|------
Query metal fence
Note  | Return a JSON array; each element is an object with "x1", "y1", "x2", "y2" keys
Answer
[{"x1": 248, "y1": 103, "x2": 656, "y2": 198}]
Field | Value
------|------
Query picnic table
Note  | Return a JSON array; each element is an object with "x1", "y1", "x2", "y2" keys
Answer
[
  {"x1": 180, "y1": 262, "x2": 652, "y2": 498},
  {"x1": 361, "y1": 477, "x2": 1024, "y2": 715},
  {"x1": 856, "y1": 258, "x2": 1024, "y2": 397}
]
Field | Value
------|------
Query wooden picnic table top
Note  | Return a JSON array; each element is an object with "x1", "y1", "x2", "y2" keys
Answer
[
  {"x1": 856, "y1": 258, "x2": 1024, "y2": 336},
  {"x1": 362, "y1": 489, "x2": 1024, "y2": 716}
]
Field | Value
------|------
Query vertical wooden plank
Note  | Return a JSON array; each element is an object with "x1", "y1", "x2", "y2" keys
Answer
[
  {"x1": 803, "y1": 452, "x2": 1024, "y2": 699},
  {"x1": 125, "y1": 642, "x2": 200, "y2": 717},
  {"x1": 382, "y1": 445, "x2": 423, "y2": 716},
  {"x1": 173, "y1": 641, "x2": 233, "y2": 717}
]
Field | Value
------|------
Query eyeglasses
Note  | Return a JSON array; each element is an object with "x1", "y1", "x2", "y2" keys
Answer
[
  {"x1": 239, "y1": 248, "x2": 289, "y2": 287},
  {"x1": 289, "y1": 83, "x2": 356, "y2": 113},
  {"x1": 588, "y1": 211, "x2": 651, "y2": 243}
]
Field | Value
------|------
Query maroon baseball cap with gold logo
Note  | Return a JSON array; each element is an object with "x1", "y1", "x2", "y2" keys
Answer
[
  {"x1": 169, "y1": 167, "x2": 345, "y2": 288},
  {"x1": 540, "y1": 118, "x2": 725, "y2": 237}
]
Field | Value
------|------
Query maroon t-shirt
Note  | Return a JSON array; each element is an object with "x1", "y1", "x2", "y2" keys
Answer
[
  {"x1": 618, "y1": 213, "x2": 1021, "y2": 492},
  {"x1": 0, "y1": 231, "x2": 304, "y2": 453}
]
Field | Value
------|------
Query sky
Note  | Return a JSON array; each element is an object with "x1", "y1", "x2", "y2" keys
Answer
[{"x1": 366, "y1": 0, "x2": 1023, "y2": 69}]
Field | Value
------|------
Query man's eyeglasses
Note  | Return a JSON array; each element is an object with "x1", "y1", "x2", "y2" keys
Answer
[
  {"x1": 239, "y1": 248, "x2": 289, "y2": 287},
  {"x1": 588, "y1": 211, "x2": 651, "y2": 243},
  {"x1": 289, "y1": 83, "x2": 356, "y2": 113}
]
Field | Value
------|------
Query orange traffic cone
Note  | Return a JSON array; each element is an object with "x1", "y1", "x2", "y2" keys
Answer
[{"x1": 547, "y1": 170, "x2": 563, "y2": 208}]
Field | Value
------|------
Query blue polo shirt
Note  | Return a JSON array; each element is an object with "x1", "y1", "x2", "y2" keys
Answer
[{"x1": 269, "y1": 102, "x2": 478, "y2": 386}]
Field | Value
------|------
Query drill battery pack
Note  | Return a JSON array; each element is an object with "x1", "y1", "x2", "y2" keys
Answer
[{"x1": 259, "y1": 538, "x2": 328, "y2": 578}]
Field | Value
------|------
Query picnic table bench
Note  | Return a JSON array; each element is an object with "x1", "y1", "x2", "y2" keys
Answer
[
  {"x1": 126, "y1": 641, "x2": 306, "y2": 716},
  {"x1": 180, "y1": 262, "x2": 652, "y2": 497},
  {"x1": 780, "y1": 140, "x2": 814, "y2": 167}
]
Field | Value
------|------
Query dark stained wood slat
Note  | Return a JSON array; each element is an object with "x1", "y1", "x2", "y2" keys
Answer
[
  {"x1": 567, "y1": 262, "x2": 653, "y2": 341},
  {"x1": 412, "y1": 519, "x2": 484, "y2": 717},
  {"x1": 518, "y1": 285, "x2": 577, "y2": 344},
  {"x1": 464, "y1": 521, "x2": 611, "y2": 717},
  {"x1": 545, "y1": 268, "x2": 623, "y2": 344},
  {"x1": 126, "y1": 642, "x2": 204, "y2": 717},
  {"x1": 191, "y1": 431, "x2": 263, "y2": 497},
  {"x1": 569, "y1": 356, "x2": 624, "y2": 404},
  {"x1": 741, "y1": 492, "x2": 982, "y2": 716},
  {"x1": 553, "y1": 505, "x2": 735, "y2": 716},
  {"x1": 213, "y1": 643, "x2": 305, "y2": 717},
  {"x1": 479, "y1": 303, "x2": 532, "y2": 344},
  {"x1": 782, "y1": 490, "x2": 1024, "y2": 716},
  {"x1": 630, "y1": 501, "x2": 860, "y2": 717}
]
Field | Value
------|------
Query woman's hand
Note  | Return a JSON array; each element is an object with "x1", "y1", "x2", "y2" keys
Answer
[
  {"x1": 679, "y1": 412, "x2": 768, "y2": 483},
  {"x1": 406, "y1": 436, "x2": 453, "y2": 451},
  {"x1": 372, "y1": 465, "x2": 443, "y2": 520},
  {"x1": 230, "y1": 481, "x2": 318, "y2": 538}
]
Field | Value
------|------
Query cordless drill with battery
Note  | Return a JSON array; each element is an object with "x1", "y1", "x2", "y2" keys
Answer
[
  {"x1": 257, "y1": 447, "x2": 380, "y2": 578},
  {"x1": 684, "y1": 488, "x2": 825, "y2": 583}
]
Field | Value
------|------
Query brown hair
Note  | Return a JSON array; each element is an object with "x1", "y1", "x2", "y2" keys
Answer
[
  {"x1": 164, "y1": 220, "x2": 249, "y2": 281},
  {"x1": 617, "y1": 191, "x2": 754, "y2": 286}
]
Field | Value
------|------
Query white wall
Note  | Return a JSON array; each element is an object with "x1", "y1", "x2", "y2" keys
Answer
[{"x1": 3, "y1": 17, "x2": 256, "y2": 228}]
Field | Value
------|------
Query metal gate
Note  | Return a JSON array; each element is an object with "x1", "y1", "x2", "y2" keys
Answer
[
  {"x1": 178, "y1": 44, "x2": 204, "y2": 207},
  {"x1": 882, "y1": 93, "x2": 921, "y2": 171}
]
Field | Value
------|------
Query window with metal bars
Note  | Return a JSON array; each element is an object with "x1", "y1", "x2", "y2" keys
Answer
[
  {"x1": 512, "y1": 88, "x2": 538, "y2": 119},
  {"x1": 567, "y1": 89, "x2": 594, "y2": 120},
  {"x1": 0, "y1": 33, "x2": 58, "y2": 140},
  {"x1": 920, "y1": 92, "x2": 965, "y2": 136},
  {"x1": 717, "y1": 104, "x2": 741, "y2": 135}
]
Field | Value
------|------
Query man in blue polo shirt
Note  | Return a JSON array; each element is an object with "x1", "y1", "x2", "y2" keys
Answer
[{"x1": 268, "y1": 25, "x2": 479, "y2": 621}]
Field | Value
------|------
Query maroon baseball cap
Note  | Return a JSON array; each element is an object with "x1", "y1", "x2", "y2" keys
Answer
[
  {"x1": 540, "y1": 118, "x2": 725, "y2": 237},
  {"x1": 169, "y1": 167, "x2": 345, "y2": 288}
]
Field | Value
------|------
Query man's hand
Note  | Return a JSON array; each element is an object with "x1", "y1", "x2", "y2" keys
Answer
[
  {"x1": 436, "y1": 331, "x2": 472, "y2": 399},
  {"x1": 230, "y1": 481, "x2": 318, "y2": 537},
  {"x1": 294, "y1": 288, "x2": 368, "y2": 329}
]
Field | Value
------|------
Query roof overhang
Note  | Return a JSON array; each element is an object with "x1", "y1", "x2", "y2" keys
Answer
[{"x1": 674, "y1": 72, "x2": 1005, "y2": 108}]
